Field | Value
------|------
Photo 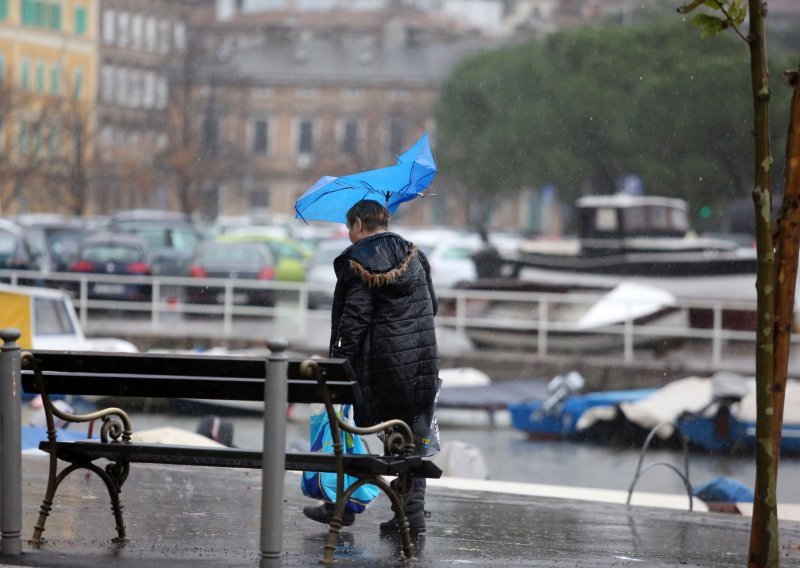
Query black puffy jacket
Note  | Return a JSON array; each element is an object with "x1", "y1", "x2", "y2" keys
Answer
[{"x1": 329, "y1": 231, "x2": 439, "y2": 427}]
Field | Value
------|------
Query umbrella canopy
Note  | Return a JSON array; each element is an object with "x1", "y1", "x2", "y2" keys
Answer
[{"x1": 294, "y1": 133, "x2": 437, "y2": 225}]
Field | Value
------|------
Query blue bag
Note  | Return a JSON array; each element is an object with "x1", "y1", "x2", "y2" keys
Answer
[{"x1": 300, "y1": 404, "x2": 379, "y2": 514}]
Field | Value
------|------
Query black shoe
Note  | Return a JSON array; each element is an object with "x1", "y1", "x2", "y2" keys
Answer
[
  {"x1": 303, "y1": 502, "x2": 355, "y2": 527},
  {"x1": 379, "y1": 512, "x2": 426, "y2": 534}
]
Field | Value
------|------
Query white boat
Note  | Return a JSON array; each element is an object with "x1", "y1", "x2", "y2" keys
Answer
[{"x1": 465, "y1": 281, "x2": 688, "y2": 352}]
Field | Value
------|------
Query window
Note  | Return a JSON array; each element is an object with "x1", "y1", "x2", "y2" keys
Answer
[
  {"x1": 298, "y1": 119, "x2": 314, "y2": 154},
  {"x1": 253, "y1": 119, "x2": 269, "y2": 154},
  {"x1": 21, "y1": 58, "x2": 30, "y2": 91},
  {"x1": 0, "y1": 0, "x2": 7, "y2": 21},
  {"x1": 174, "y1": 22, "x2": 186, "y2": 50},
  {"x1": 101, "y1": 65, "x2": 113, "y2": 102},
  {"x1": 48, "y1": 2, "x2": 60, "y2": 30},
  {"x1": 145, "y1": 17, "x2": 157, "y2": 51},
  {"x1": 131, "y1": 14, "x2": 142, "y2": 49},
  {"x1": 34, "y1": 298, "x2": 76, "y2": 336},
  {"x1": 35, "y1": 60, "x2": 45, "y2": 92},
  {"x1": 48, "y1": 122, "x2": 60, "y2": 157},
  {"x1": 72, "y1": 67, "x2": 83, "y2": 100},
  {"x1": 74, "y1": 6, "x2": 86, "y2": 35},
  {"x1": 387, "y1": 114, "x2": 405, "y2": 157},
  {"x1": 143, "y1": 72, "x2": 155, "y2": 108},
  {"x1": 50, "y1": 62, "x2": 59, "y2": 95},
  {"x1": 102, "y1": 9, "x2": 115, "y2": 44},
  {"x1": 129, "y1": 70, "x2": 142, "y2": 108},
  {"x1": 155, "y1": 75, "x2": 167, "y2": 109},
  {"x1": 341, "y1": 119, "x2": 358, "y2": 156},
  {"x1": 0, "y1": 54, "x2": 5, "y2": 85},
  {"x1": 117, "y1": 11, "x2": 129, "y2": 47},
  {"x1": 202, "y1": 115, "x2": 219, "y2": 156},
  {"x1": 19, "y1": 120, "x2": 29, "y2": 155},
  {"x1": 159, "y1": 20, "x2": 171, "y2": 54},
  {"x1": 115, "y1": 67, "x2": 128, "y2": 106}
]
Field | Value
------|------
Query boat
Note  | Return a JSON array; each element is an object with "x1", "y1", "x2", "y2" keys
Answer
[
  {"x1": 459, "y1": 194, "x2": 759, "y2": 351},
  {"x1": 574, "y1": 373, "x2": 800, "y2": 455},
  {"x1": 508, "y1": 371, "x2": 658, "y2": 439},
  {"x1": 464, "y1": 280, "x2": 689, "y2": 352},
  {"x1": 676, "y1": 377, "x2": 800, "y2": 455},
  {"x1": 505, "y1": 194, "x2": 756, "y2": 278}
]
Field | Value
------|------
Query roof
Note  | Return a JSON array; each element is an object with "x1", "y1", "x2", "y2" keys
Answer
[
  {"x1": 205, "y1": 36, "x2": 498, "y2": 88},
  {"x1": 576, "y1": 194, "x2": 687, "y2": 210}
]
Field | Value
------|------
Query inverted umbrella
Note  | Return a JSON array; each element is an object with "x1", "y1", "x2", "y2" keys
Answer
[{"x1": 294, "y1": 132, "x2": 437, "y2": 225}]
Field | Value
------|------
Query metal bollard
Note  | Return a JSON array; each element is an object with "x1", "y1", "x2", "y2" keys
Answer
[
  {"x1": 0, "y1": 329, "x2": 22, "y2": 556},
  {"x1": 260, "y1": 338, "x2": 289, "y2": 564}
]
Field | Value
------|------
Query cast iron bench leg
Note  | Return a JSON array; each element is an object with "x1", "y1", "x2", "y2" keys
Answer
[{"x1": 33, "y1": 458, "x2": 129, "y2": 544}]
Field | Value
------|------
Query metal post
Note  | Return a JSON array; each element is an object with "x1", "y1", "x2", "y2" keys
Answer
[
  {"x1": 223, "y1": 281, "x2": 234, "y2": 338},
  {"x1": 0, "y1": 328, "x2": 22, "y2": 556},
  {"x1": 712, "y1": 302, "x2": 722, "y2": 367},
  {"x1": 297, "y1": 286, "x2": 308, "y2": 340},
  {"x1": 79, "y1": 276, "x2": 88, "y2": 329},
  {"x1": 261, "y1": 338, "x2": 289, "y2": 564},
  {"x1": 538, "y1": 297, "x2": 549, "y2": 357},
  {"x1": 151, "y1": 279, "x2": 161, "y2": 329},
  {"x1": 624, "y1": 301, "x2": 634, "y2": 363}
]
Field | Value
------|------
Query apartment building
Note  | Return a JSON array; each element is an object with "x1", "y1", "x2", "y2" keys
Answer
[{"x1": 0, "y1": 0, "x2": 98, "y2": 213}]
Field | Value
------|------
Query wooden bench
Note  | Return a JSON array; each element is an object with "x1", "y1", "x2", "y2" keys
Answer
[{"x1": 19, "y1": 344, "x2": 442, "y2": 563}]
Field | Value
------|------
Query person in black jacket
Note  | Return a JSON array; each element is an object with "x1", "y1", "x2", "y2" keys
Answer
[{"x1": 303, "y1": 199, "x2": 439, "y2": 533}]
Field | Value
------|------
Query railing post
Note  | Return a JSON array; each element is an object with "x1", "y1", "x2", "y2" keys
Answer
[
  {"x1": 261, "y1": 338, "x2": 289, "y2": 565},
  {"x1": 455, "y1": 291, "x2": 467, "y2": 341},
  {"x1": 538, "y1": 296, "x2": 549, "y2": 357},
  {"x1": 0, "y1": 328, "x2": 22, "y2": 556},
  {"x1": 223, "y1": 281, "x2": 234, "y2": 338},
  {"x1": 624, "y1": 300, "x2": 634, "y2": 363},
  {"x1": 151, "y1": 279, "x2": 161, "y2": 330},
  {"x1": 79, "y1": 276, "x2": 88, "y2": 329},
  {"x1": 712, "y1": 302, "x2": 722, "y2": 368}
]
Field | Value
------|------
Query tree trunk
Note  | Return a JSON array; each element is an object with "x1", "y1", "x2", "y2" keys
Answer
[
  {"x1": 747, "y1": 2, "x2": 779, "y2": 566},
  {"x1": 772, "y1": 68, "x2": 800, "y2": 471}
]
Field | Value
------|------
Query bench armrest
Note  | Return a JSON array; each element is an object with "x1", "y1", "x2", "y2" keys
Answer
[
  {"x1": 22, "y1": 351, "x2": 133, "y2": 444},
  {"x1": 298, "y1": 359, "x2": 415, "y2": 457}
]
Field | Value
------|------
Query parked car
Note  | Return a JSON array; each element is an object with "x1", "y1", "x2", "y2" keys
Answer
[
  {"x1": 0, "y1": 219, "x2": 44, "y2": 282},
  {"x1": 305, "y1": 239, "x2": 349, "y2": 309},
  {"x1": 217, "y1": 232, "x2": 312, "y2": 281},
  {"x1": 70, "y1": 233, "x2": 153, "y2": 302},
  {"x1": 108, "y1": 210, "x2": 202, "y2": 276},
  {"x1": 186, "y1": 241, "x2": 276, "y2": 307},
  {"x1": 16, "y1": 215, "x2": 90, "y2": 273}
]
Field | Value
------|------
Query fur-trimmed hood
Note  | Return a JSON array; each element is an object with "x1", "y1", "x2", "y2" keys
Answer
[{"x1": 334, "y1": 232, "x2": 418, "y2": 291}]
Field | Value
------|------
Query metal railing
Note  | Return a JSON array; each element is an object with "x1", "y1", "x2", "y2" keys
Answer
[{"x1": 0, "y1": 268, "x2": 776, "y2": 368}]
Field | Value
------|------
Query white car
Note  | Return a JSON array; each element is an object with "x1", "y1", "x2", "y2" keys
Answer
[{"x1": 305, "y1": 239, "x2": 350, "y2": 309}]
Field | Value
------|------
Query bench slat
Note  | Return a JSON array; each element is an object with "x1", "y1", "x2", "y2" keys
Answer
[
  {"x1": 21, "y1": 371, "x2": 361, "y2": 405},
  {"x1": 40, "y1": 441, "x2": 442, "y2": 478},
  {"x1": 25, "y1": 351, "x2": 355, "y2": 381}
]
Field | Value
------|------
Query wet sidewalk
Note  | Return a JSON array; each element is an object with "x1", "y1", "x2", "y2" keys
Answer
[{"x1": 2, "y1": 454, "x2": 800, "y2": 567}]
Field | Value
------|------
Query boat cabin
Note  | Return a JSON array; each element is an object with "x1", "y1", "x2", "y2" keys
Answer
[{"x1": 575, "y1": 194, "x2": 728, "y2": 256}]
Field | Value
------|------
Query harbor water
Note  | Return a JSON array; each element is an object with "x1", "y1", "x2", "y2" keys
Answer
[{"x1": 124, "y1": 408, "x2": 800, "y2": 505}]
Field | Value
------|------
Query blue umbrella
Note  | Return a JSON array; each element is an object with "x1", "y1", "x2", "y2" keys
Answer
[{"x1": 294, "y1": 133, "x2": 437, "y2": 225}]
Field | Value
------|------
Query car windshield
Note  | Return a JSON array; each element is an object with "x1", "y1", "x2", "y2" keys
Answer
[
  {"x1": 0, "y1": 232, "x2": 18, "y2": 255},
  {"x1": 313, "y1": 244, "x2": 346, "y2": 266},
  {"x1": 116, "y1": 224, "x2": 199, "y2": 253},
  {"x1": 82, "y1": 245, "x2": 145, "y2": 263},
  {"x1": 34, "y1": 297, "x2": 77, "y2": 336},
  {"x1": 199, "y1": 244, "x2": 265, "y2": 263}
]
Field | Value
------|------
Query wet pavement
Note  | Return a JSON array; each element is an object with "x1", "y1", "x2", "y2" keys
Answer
[{"x1": 2, "y1": 454, "x2": 800, "y2": 567}]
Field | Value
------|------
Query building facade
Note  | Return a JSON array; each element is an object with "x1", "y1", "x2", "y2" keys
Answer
[
  {"x1": 0, "y1": 0, "x2": 98, "y2": 213},
  {"x1": 94, "y1": 0, "x2": 213, "y2": 213}
]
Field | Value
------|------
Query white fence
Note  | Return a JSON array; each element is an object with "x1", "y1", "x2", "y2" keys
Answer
[{"x1": 0, "y1": 268, "x2": 774, "y2": 367}]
